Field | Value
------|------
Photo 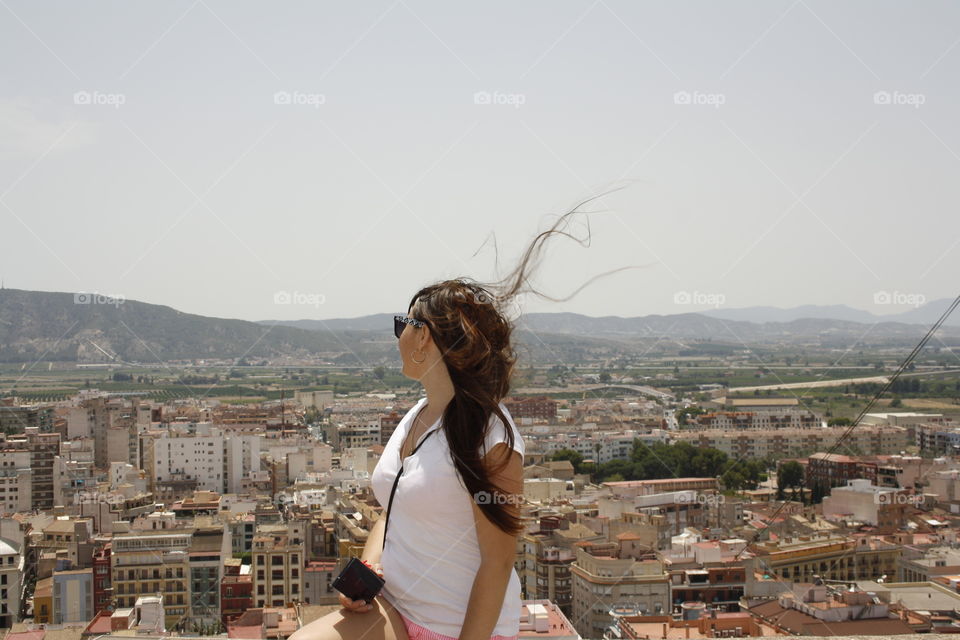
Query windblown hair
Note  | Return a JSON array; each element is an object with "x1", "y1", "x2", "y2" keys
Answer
[{"x1": 408, "y1": 189, "x2": 643, "y2": 536}]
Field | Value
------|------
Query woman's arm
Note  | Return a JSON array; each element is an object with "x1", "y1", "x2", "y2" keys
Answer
[
  {"x1": 459, "y1": 443, "x2": 524, "y2": 640},
  {"x1": 361, "y1": 513, "x2": 386, "y2": 565}
]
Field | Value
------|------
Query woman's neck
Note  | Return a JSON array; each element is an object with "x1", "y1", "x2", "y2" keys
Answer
[{"x1": 421, "y1": 370, "x2": 455, "y2": 412}]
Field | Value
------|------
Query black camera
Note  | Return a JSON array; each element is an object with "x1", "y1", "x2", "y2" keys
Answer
[{"x1": 331, "y1": 557, "x2": 385, "y2": 604}]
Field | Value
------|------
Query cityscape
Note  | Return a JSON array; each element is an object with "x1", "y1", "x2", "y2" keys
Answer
[
  {"x1": 4, "y1": 1, "x2": 960, "y2": 639},
  {"x1": 1, "y1": 284, "x2": 960, "y2": 638}
]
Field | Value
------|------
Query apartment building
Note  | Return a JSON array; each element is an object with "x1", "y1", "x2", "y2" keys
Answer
[
  {"x1": 518, "y1": 534, "x2": 575, "y2": 616},
  {"x1": 749, "y1": 533, "x2": 900, "y2": 583},
  {"x1": 334, "y1": 422, "x2": 380, "y2": 451},
  {"x1": 603, "y1": 478, "x2": 719, "y2": 498},
  {"x1": 504, "y1": 396, "x2": 558, "y2": 422},
  {"x1": 251, "y1": 522, "x2": 305, "y2": 608},
  {"x1": 673, "y1": 425, "x2": 908, "y2": 458},
  {"x1": 0, "y1": 536, "x2": 23, "y2": 628},
  {"x1": 669, "y1": 566, "x2": 746, "y2": 613},
  {"x1": 0, "y1": 430, "x2": 61, "y2": 511},
  {"x1": 150, "y1": 428, "x2": 261, "y2": 501},
  {"x1": 93, "y1": 543, "x2": 112, "y2": 616},
  {"x1": 0, "y1": 403, "x2": 54, "y2": 433},
  {"x1": 52, "y1": 568, "x2": 94, "y2": 624},
  {"x1": 689, "y1": 410, "x2": 821, "y2": 431},
  {"x1": 187, "y1": 525, "x2": 230, "y2": 628},
  {"x1": 110, "y1": 522, "x2": 191, "y2": 627},
  {"x1": 570, "y1": 545, "x2": 670, "y2": 640},
  {"x1": 0, "y1": 444, "x2": 31, "y2": 513},
  {"x1": 821, "y1": 479, "x2": 911, "y2": 528},
  {"x1": 916, "y1": 422, "x2": 960, "y2": 455},
  {"x1": 545, "y1": 431, "x2": 669, "y2": 465}
]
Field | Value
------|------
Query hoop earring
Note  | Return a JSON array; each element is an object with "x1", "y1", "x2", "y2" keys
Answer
[{"x1": 411, "y1": 350, "x2": 426, "y2": 364}]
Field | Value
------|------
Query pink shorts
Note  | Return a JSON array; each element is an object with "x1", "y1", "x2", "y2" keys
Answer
[{"x1": 397, "y1": 610, "x2": 518, "y2": 640}]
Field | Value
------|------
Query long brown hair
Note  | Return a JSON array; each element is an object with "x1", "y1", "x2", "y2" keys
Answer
[{"x1": 408, "y1": 190, "x2": 644, "y2": 536}]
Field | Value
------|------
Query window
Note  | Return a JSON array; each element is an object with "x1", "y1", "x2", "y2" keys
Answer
[{"x1": 272, "y1": 556, "x2": 284, "y2": 566}]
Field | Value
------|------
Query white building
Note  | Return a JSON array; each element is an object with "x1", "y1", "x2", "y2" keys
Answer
[
  {"x1": 152, "y1": 428, "x2": 261, "y2": 495},
  {"x1": 0, "y1": 448, "x2": 31, "y2": 513},
  {"x1": 822, "y1": 478, "x2": 907, "y2": 526},
  {"x1": 0, "y1": 536, "x2": 24, "y2": 628}
]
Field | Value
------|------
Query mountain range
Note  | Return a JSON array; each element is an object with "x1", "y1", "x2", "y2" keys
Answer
[{"x1": 0, "y1": 288, "x2": 958, "y2": 364}]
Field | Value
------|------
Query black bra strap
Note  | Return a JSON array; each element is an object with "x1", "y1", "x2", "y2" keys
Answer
[{"x1": 382, "y1": 428, "x2": 437, "y2": 550}]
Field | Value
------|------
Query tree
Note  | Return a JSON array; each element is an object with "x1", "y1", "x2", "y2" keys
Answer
[
  {"x1": 777, "y1": 461, "x2": 804, "y2": 502},
  {"x1": 550, "y1": 448, "x2": 584, "y2": 472}
]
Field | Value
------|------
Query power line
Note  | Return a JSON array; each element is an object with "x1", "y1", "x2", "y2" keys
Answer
[{"x1": 736, "y1": 291, "x2": 960, "y2": 560}]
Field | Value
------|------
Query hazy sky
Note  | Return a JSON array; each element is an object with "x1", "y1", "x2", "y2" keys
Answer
[{"x1": 2, "y1": 1, "x2": 958, "y2": 322}]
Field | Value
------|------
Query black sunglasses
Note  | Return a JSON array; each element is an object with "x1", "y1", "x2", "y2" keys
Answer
[{"x1": 394, "y1": 315, "x2": 426, "y2": 339}]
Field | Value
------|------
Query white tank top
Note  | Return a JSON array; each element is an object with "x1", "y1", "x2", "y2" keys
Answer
[{"x1": 370, "y1": 397, "x2": 525, "y2": 637}]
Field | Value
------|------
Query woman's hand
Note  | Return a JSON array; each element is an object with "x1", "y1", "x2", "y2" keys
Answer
[{"x1": 339, "y1": 562, "x2": 384, "y2": 614}]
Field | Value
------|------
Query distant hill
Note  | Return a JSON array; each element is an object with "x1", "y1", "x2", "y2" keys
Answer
[
  {"x1": 0, "y1": 289, "x2": 626, "y2": 364},
  {"x1": 700, "y1": 298, "x2": 960, "y2": 326},
  {"x1": 0, "y1": 288, "x2": 345, "y2": 364},
  {"x1": 265, "y1": 310, "x2": 960, "y2": 352},
  {"x1": 1, "y1": 288, "x2": 958, "y2": 364}
]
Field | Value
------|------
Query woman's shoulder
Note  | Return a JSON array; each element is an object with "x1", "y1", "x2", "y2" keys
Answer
[{"x1": 482, "y1": 402, "x2": 524, "y2": 458}]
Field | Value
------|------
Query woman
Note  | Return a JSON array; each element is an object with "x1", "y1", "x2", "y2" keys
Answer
[
  {"x1": 291, "y1": 279, "x2": 526, "y2": 640},
  {"x1": 291, "y1": 197, "x2": 636, "y2": 640}
]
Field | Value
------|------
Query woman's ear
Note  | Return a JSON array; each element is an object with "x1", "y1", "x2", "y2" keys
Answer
[{"x1": 418, "y1": 325, "x2": 432, "y2": 351}]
